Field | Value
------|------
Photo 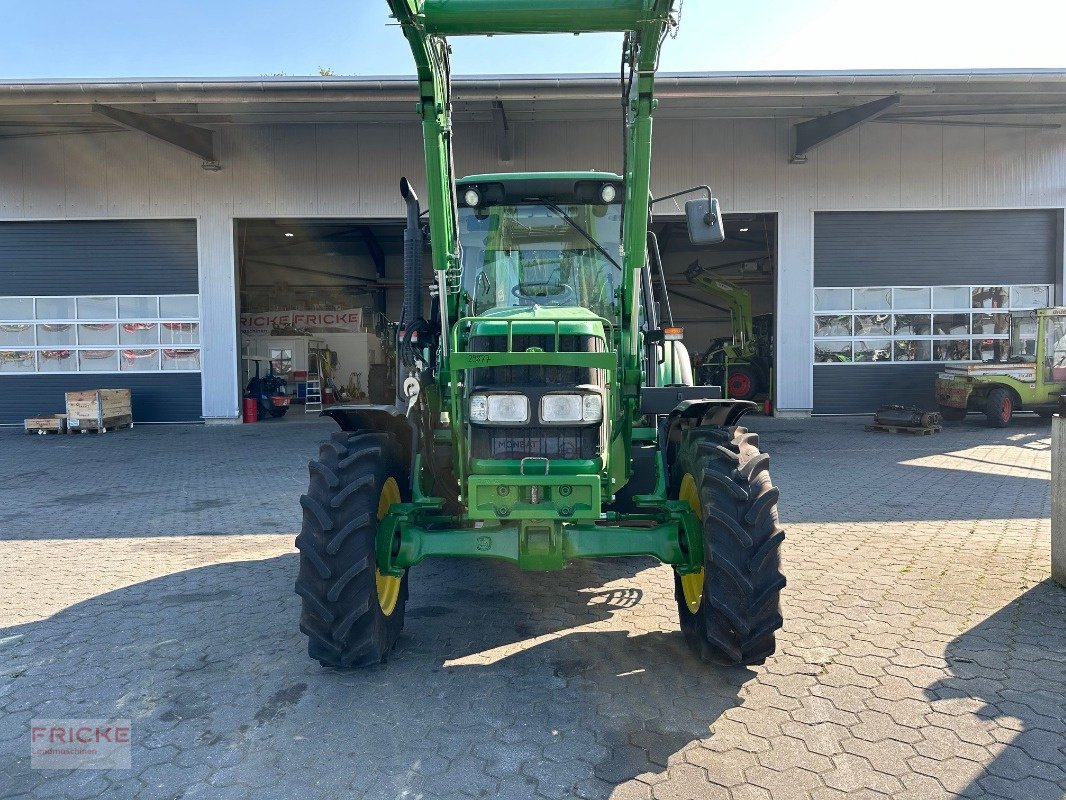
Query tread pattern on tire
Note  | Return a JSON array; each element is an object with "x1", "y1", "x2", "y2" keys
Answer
[
  {"x1": 672, "y1": 425, "x2": 785, "y2": 666},
  {"x1": 295, "y1": 431, "x2": 408, "y2": 668},
  {"x1": 937, "y1": 404, "x2": 967, "y2": 422},
  {"x1": 984, "y1": 387, "x2": 1013, "y2": 428}
]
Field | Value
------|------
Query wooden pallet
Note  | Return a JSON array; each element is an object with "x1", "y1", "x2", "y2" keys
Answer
[
  {"x1": 864, "y1": 423, "x2": 941, "y2": 436},
  {"x1": 24, "y1": 414, "x2": 67, "y2": 435},
  {"x1": 67, "y1": 413, "x2": 134, "y2": 434}
]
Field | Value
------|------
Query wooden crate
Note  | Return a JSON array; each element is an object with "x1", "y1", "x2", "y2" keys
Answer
[
  {"x1": 24, "y1": 414, "x2": 67, "y2": 435},
  {"x1": 65, "y1": 389, "x2": 133, "y2": 432},
  {"x1": 65, "y1": 389, "x2": 131, "y2": 420}
]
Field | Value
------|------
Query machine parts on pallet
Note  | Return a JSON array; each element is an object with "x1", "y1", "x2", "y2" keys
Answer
[{"x1": 865, "y1": 404, "x2": 942, "y2": 435}]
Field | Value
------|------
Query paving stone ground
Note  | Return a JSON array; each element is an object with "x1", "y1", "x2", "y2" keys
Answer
[{"x1": 0, "y1": 414, "x2": 1063, "y2": 800}]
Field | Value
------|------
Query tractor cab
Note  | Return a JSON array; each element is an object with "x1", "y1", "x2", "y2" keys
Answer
[{"x1": 935, "y1": 307, "x2": 1066, "y2": 426}]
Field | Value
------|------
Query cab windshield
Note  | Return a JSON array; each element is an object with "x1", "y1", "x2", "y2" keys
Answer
[{"x1": 458, "y1": 202, "x2": 622, "y2": 319}]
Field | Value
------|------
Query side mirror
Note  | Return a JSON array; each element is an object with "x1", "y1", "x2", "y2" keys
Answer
[{"x1": 685, "y1": 197, "x2": 725, "y2": 245}]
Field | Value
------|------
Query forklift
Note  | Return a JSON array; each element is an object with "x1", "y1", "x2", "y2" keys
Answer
[{"x1": 935, "y1": 307, "x2": 1066, "y2": 426}]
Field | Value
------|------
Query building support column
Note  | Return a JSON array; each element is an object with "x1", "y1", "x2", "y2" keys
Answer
[
  {"x1": 197, "y1": 211, "x2": 240, "y2": 422},
  {"x1": 774, "y1": 207, "x2": 814, "y2": 415},
  {"x1": 1052, "y1": 413, "x2": 1066, "y2": 588}
]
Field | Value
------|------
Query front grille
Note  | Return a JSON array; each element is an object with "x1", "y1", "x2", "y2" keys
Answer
[
  {"x1": 465, "y1": 333, "x2": 608, "y2": 461},
  {"x1": 468, "y1": 334, "x2": 606, "y2": 386},
  {"x1": 471, "y1": 425, "x2": 597, "y2": 460}
]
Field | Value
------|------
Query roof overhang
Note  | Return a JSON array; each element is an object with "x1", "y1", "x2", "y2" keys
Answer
[{"x1": 2, "y1": 70, "x2": 1064, "y2": 162}]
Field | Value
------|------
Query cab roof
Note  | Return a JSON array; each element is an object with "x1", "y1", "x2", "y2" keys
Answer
[{"x1": 457, "y1": 171, "x2": 623, "y2": 185}]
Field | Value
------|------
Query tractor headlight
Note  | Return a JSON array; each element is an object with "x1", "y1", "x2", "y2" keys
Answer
[
  {"x1": 469, "y1": 393, "x2": 529, "y2": 424},
  {"x1": 540, "y1": 393, "x2": 603, "y2": 424}
]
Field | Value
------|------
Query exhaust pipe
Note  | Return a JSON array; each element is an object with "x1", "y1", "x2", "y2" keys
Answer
[{"x1": 400, "y1": 177, "x2": 423, "y2": 327}]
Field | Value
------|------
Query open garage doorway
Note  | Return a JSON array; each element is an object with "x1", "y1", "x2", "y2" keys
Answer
[
  {"x1": 236, "y1": 218, "x2": 406, "y2": 418},
  {"x1": 651, "y1": 212, "x2": 777, "y2": 411}
]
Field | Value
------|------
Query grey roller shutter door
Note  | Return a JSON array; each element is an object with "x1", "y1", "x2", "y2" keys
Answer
[
  {"x1": 0, "y1": 220, "x2": 198, "y2": 296},
  {"x1": 0, "y1": 220, "x2": 201, "y2": 423},
  {"x1": 814, "y1": 210, "x2": 1058, "y2": 288},
  {"x1": 813, "y1": 210, "x2": 1060, "y2": 414}
]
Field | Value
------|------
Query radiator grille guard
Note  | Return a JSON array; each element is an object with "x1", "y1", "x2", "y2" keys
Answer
[{"x1": 467, "y1": 332, "x2": 608, "y2": 462}]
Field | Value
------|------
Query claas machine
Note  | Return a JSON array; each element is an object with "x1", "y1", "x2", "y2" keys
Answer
[
  {"x1": 936, "y1": 307, "x2": 1066, "y2": 426},
  {"x1": 686, "y1": 262, "x2": 773, "y2": 402},
  {"x1": 295, "y1": 0, "x2": 785, "y2": 668}
]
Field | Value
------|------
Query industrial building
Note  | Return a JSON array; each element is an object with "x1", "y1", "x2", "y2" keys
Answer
[{"x1": 1, "y1": 70, "x2": 1064, "y2": 422}]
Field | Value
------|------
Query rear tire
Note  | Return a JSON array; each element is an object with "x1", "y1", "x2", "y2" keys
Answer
[
  {"x1": 268, "y1": 406, "x2": 289, "y2": 418},
  {"x1": 670, "y1": 426, "x2": 785, "y2": 666},
  {"x1": 985, "y1": 388, "x2": 1014, "y2": 428},
  {"x1": 725, "y1": 365, "x2": 759, "y2": 401},
  {"x1": 938, "y1": 404, "x2": 967, "y2": 422},
  {"x1": 295, "y1": 431, "x2": 409, "y2": 668}
]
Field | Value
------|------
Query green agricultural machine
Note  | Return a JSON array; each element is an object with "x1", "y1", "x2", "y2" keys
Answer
[
  {"x1": 935, "y1": 307, "x2": 1066, "y2": 426},
  {"x1": 686, "y1": 262, "x2": 773, "y2": 402},
  {"x1": 295, "y1": 0, "x2": 785, "y2": 669}
]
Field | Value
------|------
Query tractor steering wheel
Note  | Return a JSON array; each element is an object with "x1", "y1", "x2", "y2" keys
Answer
[{"x1": 512, "y1": 282, "x2": 577, "y2": 307}]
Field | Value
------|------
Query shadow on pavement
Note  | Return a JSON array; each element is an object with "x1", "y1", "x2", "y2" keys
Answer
[
  {"x1": 923, "y1": 580, "x2": 1066, "y2": 800},
  {"x1": 0, "y1": 552, "x2": 747, "y2": 799}
]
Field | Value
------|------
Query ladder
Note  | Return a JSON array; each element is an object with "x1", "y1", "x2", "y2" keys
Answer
[{"x1": 304, "y1": 376, "x2": 322, "y2": 413}]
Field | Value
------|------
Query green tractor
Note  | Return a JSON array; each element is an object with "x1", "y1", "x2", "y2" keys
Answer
[
  {"x1": 686, "y1": 262, "x2": 773, "y2": 402},
  {"x1": 935, "y1": 306, "x2": 1066, "y2": 427},
  {"x1": 294, "y1": 0, "x2": 785, "y2": 669}
]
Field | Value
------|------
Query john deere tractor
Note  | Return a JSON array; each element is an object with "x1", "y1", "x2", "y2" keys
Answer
[{"x1": 295, "y1": 0, "x2": 785, "y2": 669}]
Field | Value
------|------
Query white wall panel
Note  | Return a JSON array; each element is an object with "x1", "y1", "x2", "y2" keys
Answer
[
  {"x1": 356, "y1": 124, "x2": 408, "y2": 217},
  {"x1": 693, "y1": 120, "x2": 735, "y2": 213},
  {"x1": 227, "y1": 126, "x2": 275, "y2": 217},
  {"x1": 314, "y1": 124, "x2": 363, "y2": 215},
  {"x1": 147, "y1": 136, "x2": 193, "y2": 216},
  {"x1": 815, "y1": 129, "x2": 860, "y2": 210},
  {"x1": 21, "y1": 137, "x2": 65, "y2": 217},
  {"x1": 1025, "y1": 128, "x2": 1066, "y2": 207},
  {"x1": 732, "y1": 120, "x2": 776, "y2": 212},
  {"x1": 1, "y1": 111, "x2": 1064, "y2": 417},
  {"x1": 651, "y1": 120, "x2": 693, "y2": 202},
  {"x1": 858, "y1": 123, "x2": 901, "y2": 208},
  {"x1": 62, "y1": 133, "x2": 108, "y2": 217},
  {"x1": 942, "y1": 125, "x2": 986, "y2": 208},
  {"x1": 899, "y1": 124, "x2": 944, "y2": 208},
  {"x1": 984, "y1": 125, "x2": 1027, "y2": 207},
  {"x1": 274, "y1": 125, "x2": 318, "y2": 216},
  {"x1": 105, "y1": 131, "x2": 150, "y2": 217},
  {"x1": 0, "y1": 138, "x2": 24, "y2": 215}
]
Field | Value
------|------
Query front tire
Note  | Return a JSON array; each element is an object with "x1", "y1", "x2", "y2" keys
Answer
[
  {"x1": 938, "y1": 404, "x2": 967, "y2": 422},
  {"x1": 671, "y1": 426, "x2": 785, "y2": 666},
  {"x1": 985, "y1": 388, "x2": 1014, "y2": 428},
  {"x1": 295, "y1": 431, "x2": 409, "y2": 668}
]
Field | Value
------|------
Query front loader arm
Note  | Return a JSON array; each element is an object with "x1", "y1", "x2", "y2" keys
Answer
[
  {"x1": 385, "y1": 0, "x2": 678, "y2": 334},
  {"x1": 686, "y1": 269, "x2": 755, "y2": 349}
]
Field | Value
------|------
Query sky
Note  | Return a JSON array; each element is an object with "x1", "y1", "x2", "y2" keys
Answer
[{"x1": 0, "y1": 0, "x2": 1064, "y2": 80}]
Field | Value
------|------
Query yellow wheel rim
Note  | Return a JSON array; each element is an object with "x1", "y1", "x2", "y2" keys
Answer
[
  {"x1": 375, "y1": 476, "x2": 402, "y2": 616},
  {"x1": 678, "y1": 473, "x2": 705, "y2": 613}
]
